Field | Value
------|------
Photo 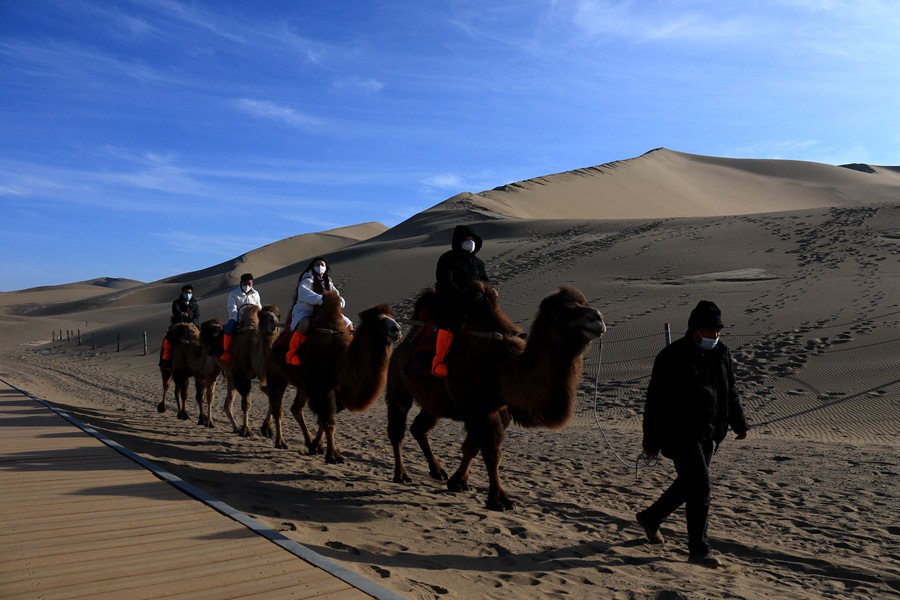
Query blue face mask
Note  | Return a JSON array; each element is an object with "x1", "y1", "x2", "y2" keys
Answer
[
  {"x1": 183, "y1": 293, "x2": 192, "y2": 300},
  {"x1": 697, "y1": 336, "x2": 718, "y2": 350}
]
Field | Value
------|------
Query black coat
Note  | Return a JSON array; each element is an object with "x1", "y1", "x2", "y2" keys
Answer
[
  {"x1": 434, "y1": 225, "x2": 489, "y2": 327},
  {"x1": 171, "y1": 297, "x2": 200, "y2": 327},
  {"x1": 642, "y1": 334, "x2": 749, "y2": 453}
]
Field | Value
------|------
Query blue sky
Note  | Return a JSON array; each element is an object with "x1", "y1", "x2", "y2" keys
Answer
[{"x1": 2, "y1": 1, "x2": 898, "y2": 291}]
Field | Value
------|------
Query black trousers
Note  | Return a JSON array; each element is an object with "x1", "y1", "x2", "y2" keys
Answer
[{"x1": 644, "y1": 438, "x2": 714, "y2": 556}]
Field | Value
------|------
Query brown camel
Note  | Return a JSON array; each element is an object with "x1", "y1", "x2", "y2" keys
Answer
[
  {"x1": 385, "y1": 281, "x2": 606, "y2": 511},
  {"x1": 159, "y1": 319, "x2": 230, "y2": 427},
  {"x1": 261, "y1": 290, "x2": 402, "y2": 464},
  {"x1": 158, "y1": 322, "x2": 207, "y2": 421},
  {"x1": 208, "y1": 304, "x2": 282, "y2": 437}
]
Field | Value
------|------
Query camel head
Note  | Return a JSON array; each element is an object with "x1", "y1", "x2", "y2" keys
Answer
[
  {"x1": 200, "y1": 318, "x2": 223, "y2": 345},
  {"x1": 257, "y1": 305, "x2": 282, "y2": 336},
  {"x1": 531, "y1": 286, "x2": 606, "y2": 347},
  {"x1": 356, "y1": 303, "x2": 402, "y2": 344}
]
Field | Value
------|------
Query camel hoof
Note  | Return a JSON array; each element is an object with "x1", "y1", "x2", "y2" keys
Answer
[
  {"x1": 325, "y1": 453, "x2": 345, "y2": 465},
  {"x1": 447, "y1": 479, "x2": 470, "y2": 493},
  {"x1": 486, "y1": 496, "x2": 516, "y2": 511},
  {"x1": 157, "y1": 403, "x2": 166, "y2": 413},
  {"x1": 260, "y1": 425, "x2": 273, "y2": 439},
  {"x1": 430, "y1": 468, "x2": 449, "y2": 481},
  {"x1": 177, "y1": 411, "x2": 189, "y2": 421},
  {"x1": 239, "y1": 427, "x2": 253, "y2": 438},
  {"x1": 275, "y1": 440, "x2": 288, "y2": 450},
  {"x1": 393, "y1": 473, "x2": 413, "y2": 484}
]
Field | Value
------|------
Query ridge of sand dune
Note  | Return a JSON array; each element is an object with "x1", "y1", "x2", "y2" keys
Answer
[
  {"x1": 1, "y1": 222, "x2": 387, "y2": 317},
  {"x1": 454, "y1": 148, "x2": 900, "y2": 220}
]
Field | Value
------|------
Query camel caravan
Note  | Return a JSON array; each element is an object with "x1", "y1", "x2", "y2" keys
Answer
[{"x1": 158, "y1": 275, "x2": 605, "y2": 511}]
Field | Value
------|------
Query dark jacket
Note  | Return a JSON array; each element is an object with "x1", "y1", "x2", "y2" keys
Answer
[
  {"x1": 171, "y1": 296, "x2": 200, "y2": 327},
  {"x1": 434, "y1": 225, "x2": 489, "y2": 327},
  {"x1": 642, "y1": 333, "x2": 749, "y2": 453}
]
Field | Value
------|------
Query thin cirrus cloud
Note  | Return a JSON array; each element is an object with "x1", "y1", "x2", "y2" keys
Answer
[{"x1": 231, "y1": 98, "x2": 326, "y2": 129}]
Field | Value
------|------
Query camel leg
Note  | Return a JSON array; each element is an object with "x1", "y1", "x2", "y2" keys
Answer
[
  {"x1": 260, "y1": 406, "x2": 273, "y2": 438},
  {"x1": 175, "y1": 373, "x2": 190, "y2": 421},
  {"x1": 289, "y1": 390, "x2": 319, "y2": 454},
  {"x1": 318, "y1": 391, "x2": 343, "y2": 464},
  {"x1": 447, "y1": 430, "x2": 480, "y2": 493},
  {"x1": 193, "y1": 377, "x2": 206, "y2": 427},
  {"x1": 233, "y1": 374, "x2": 253, "y2": 438},
  {"x1": 158, "y1": 368, "x2": 173, "y2": 413},
  {"x1": 265, "y1": 377, "x2": 289, "y2": 449},
  {"x1": 203, "y1": 377, "x2": 217, "y2": 428},
  {"x1": 386, "y1": 380, "x2": 414, "y2": 483},
  {"x1": 480, "y1": 412, "x2": 515, "y2": 511},
  {"x1": 222, "y1": 373, "x2": 241, "y2": 433},
  {"x1": 410, "y1": 411, "x2": 448, "y2": 481}
]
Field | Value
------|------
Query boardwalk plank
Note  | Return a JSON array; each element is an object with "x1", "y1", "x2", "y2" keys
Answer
[{"x1": 0, "y1": 385, "x2": 393, "y2": 600}]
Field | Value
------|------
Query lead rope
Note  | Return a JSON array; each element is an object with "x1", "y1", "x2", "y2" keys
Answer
[{"x1": 590, "y1": 339, "x2": 659, "y2": 477}]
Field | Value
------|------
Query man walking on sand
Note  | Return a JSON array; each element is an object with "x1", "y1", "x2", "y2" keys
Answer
[{"x1": 636, "y1": 300, "x2": 750, "y2": 568}]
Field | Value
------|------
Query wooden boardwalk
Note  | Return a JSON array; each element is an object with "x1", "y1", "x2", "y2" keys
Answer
[{"x1": 0, "y1": 381, "x2": 404, "y2": 600}]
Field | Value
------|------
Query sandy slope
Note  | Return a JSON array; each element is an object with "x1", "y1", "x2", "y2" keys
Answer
[{"x1": 1, "y1": 150, "x2": 898, "y2": 599}]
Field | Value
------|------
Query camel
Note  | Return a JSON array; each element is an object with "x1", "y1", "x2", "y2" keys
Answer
[
  {"x1": 385, "y1": 281, "x2": 606, "y2": 511},
  {"x1": 261, "y1": 290, "x2": 402, "y2": 464},
  {"x1": 159, "y1": 319, "x2": 231, "y2": 427},
  {"x1": 208, "y1": 304, "x2": 282, "y2": 437}
]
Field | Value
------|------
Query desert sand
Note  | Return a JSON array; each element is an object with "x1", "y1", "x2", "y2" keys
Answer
[{"x1": 1, "y1": 149, "x2": 898, "y2": 599}]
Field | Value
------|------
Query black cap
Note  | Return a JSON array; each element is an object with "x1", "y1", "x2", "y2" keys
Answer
[
  {"x1": 181, "y1": 284, "x2": 193, "y2": 292},
  {"x1": 688, "y1": 300, "x2": 724, "y2": 330},
  {"x1": 240, "y1": 273, "x2": 254, "y2": 282}
]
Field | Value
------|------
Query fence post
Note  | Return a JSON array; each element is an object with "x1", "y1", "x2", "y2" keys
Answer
[
  {"x1": 664, "y1": 322, "x2": 671, "y2": 346},
  {"x1": 78, "y1": 329, "x2": 82, "y2": 345},
  {"x1": 117, "y1": 333, "x2": 120, "y2": 352},
  {"x1": 91, "y1": 333, "x2": 95, "y2": 350},
  {"x1": 143, "y1": 331, "x2": 148, "y2": 356}
]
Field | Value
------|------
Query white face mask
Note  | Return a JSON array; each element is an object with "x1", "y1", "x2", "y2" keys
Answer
[
  {"x1": 241, "y1": 284, "x2": 251, "y2": 293},
  {"x1": 313, "y1": 264, "x2": 326, "y2": 275},
  {"x1": 698, "y1": 336, "x2": 718, "y2": 350},
  {"x1": 183, "y1": 293, "x2": 192, "y2": 300},
  {"x1": 461, "y1": 239, "x2": 476, "y2": 253}
]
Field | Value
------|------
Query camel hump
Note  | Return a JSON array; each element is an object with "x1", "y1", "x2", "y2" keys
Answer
[
  {"x1": 412, "y1": 288, "x2": 438, "y2": 323},
  {"x1": 238, "y1": 304, "x2": 262, "y2": 328},
  {"x1": 166, "y1": 322, "x2": 200, "y2": 344},
  {"x1": 317, "y1": 291, "x2": 345, "y2": 324}
]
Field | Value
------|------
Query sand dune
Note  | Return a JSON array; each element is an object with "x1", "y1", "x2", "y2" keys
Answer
[{"x1": 1, "y1": 149, "x2": 897, "y2": 599}]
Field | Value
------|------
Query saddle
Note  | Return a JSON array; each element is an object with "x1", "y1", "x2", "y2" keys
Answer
[{"x1": 405, "y1": 320, "x2": 440, "y2": 375}]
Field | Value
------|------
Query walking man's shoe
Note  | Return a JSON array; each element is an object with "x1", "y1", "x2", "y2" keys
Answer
[
  {"x1": 636, "y1": 512, "x2": 665, "y2": 544},
  {"x1": 688, "y1": 553, "x2": 724, "y2": 568}
]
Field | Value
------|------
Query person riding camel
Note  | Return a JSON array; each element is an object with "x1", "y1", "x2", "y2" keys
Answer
[
  {"x1": 220, "y1": 273, "x2": 262, "y2": 363},
  {"x1": 431, "y1": 224, "x2": 495, "y2": 377},
  {"x1": 285, "y1": 257, "x2": 353, "y2": 366},
  {"x1": 160, "y1": 284, "x2": 200, "y2": 368}
]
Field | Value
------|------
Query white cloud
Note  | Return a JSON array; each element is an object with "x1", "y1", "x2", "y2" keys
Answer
[
  {"x1": 331, "y1": 75, "x2": 385, "y2": 94},
  {"x1": 231, "y1": 99, "x2": 325, "y2": 129}
]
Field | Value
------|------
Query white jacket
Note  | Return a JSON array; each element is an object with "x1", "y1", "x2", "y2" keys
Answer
[
  {"x1": 227, "y1": 285, "x2": 262, "y2": 323},
  {"x1": 291, "y1": 271, "x2": 346, "y2": 329}
]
